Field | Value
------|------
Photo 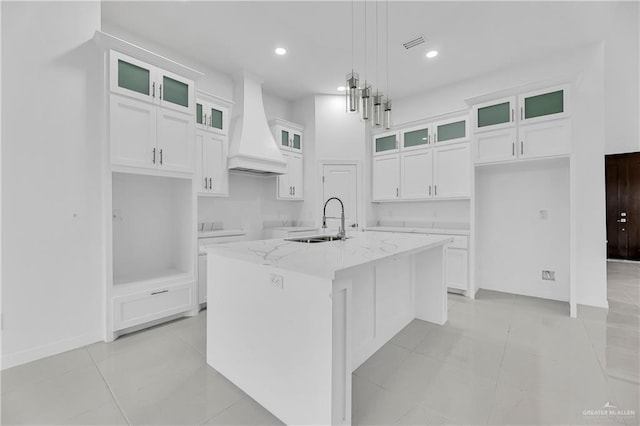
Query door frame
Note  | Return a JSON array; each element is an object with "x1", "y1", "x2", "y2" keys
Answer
[{"x1": 317, "y1": 159, "x2": 365, "y2": 231}]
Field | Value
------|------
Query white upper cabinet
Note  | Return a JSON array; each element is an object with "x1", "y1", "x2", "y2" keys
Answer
[
  {"x1": 433, "y1": 115, "x2": 469, "y2": 146},
  {"x1": 277, "y1": 152, "x2": 303, "y2": 200},
  {"x1": 196, "y1": 130, "x2": 228, "y2": 196},
  {"x1": 433, "y1": 143, "x2": 471, "y2": 198},
  {"x1": 473, "y1": 85, "x2": 570, "y2": 165},
  {"x1": 110, "y1": 94, "x2": 157, "y2": 169},
  {"x1": 270, "y1": 119, "x2": 303, "y2": 152},
  {"x1": 518, "y1": 86, "x2": 568, "y2": 125},
  {"x1": 373, "y1": 154, "x2": 400, "y2": 201},
  {"x1": 196, "y1": 99, "x2": 230, "y2": 135},
  {"x1": 472, "y1": 96, "x2": 516, "y2": 133},
  {"x1": 156, "y1": 108, "x2": 194, "y2": 172},
  {"x1": 400, "y1": 149, "x2": 433, "y2": 199},
  {"x1": 110, "y1": 51, "x2": 194, "y2": 115},
  {"x1": 373, "y1": 131, "x2": 400, "y2": 156}
]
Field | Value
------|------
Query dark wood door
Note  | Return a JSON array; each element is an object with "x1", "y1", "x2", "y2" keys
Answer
[{"x1": 605, "y1": 152, "x2": 640, "y2": 260}]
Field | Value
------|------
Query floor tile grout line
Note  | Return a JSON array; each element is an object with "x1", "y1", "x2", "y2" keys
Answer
[
  {"x1": 199, "y1": 395, "x2": 250, "y2": 425},
  {"x1": 85, "y1": 347, "x2": 132, "y2": 426}
]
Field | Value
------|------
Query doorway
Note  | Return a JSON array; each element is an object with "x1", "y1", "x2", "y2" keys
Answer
[
  {"x1": 605, "y1": 152, "x2": 640, "y2": 261},
  {"x1": 321, "y1": 163, "x2": 358, "y2": 231}
]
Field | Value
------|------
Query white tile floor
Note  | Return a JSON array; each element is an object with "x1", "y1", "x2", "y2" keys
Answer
[{"x1": 2, "y1": 261, "x2": 639, "y2": 425}]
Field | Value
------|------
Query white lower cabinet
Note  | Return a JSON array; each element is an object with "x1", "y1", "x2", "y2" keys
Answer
[
  {"x1": 198, "y1": 233, "x2": 246, "y2": 305},
  {"x1": 373, "y1": 154, "x2": 400, "y2": 200},
  {"x1": 113, "y1": 281, "x2": 196, "y2": 331},
  {"x1": 474, "y1": 119, "x2": 569, "y2": 164},
  {"x1": 196, "y1": 130, "x2": 228, "y2": 196},
  {"x1": 444, "y1": 235, "x2": 469, "y2": 293}
]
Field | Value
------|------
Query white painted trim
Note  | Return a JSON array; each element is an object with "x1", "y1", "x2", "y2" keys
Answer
[
  {"x1": 317, "y1": 159, "x2": 365, "y2": 231},
  {"x1": 2, "y1": 332, "x2": 101, "y2": 370},
  {"x1": 195, "y1": 90, "x2": 233, "y2": 107},
  {"x1": 464, "y1": 76, "x2": 576, "y2": 106}
]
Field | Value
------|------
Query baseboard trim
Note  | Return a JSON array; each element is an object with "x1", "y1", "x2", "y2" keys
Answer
[{"x1": 2, "y1": 332, "x2": 101, "y2": 370}]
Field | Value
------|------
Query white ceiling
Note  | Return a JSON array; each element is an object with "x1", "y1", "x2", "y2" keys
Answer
[{"x1": 101, "y1": 1, "x2": 620, "y2": 101}]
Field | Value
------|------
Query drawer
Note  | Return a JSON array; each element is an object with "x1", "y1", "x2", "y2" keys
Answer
[
  {"x1": 113, "y1": 282, "x2": 195, "y2": 331},
  {"x1": 445, "y1": 235, "x2": 468, "y2": 249}
]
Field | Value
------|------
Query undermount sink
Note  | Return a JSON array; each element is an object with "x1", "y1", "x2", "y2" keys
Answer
[{"x1": 285, "y1": 235, "x2": 350, "y2": 243}]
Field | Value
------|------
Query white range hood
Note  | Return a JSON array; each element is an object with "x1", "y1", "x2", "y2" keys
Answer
[{"x1": 227, "y1": 73, "x2": 286, "y2": 176}]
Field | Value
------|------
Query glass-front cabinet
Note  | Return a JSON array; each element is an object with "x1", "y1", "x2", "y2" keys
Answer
[
  {"x1": 473, "y1": 96, "x2": 516, "y2": 133},
  {"x1": 110, "y1": 50, "x2": 194, "y2": 115},
  {"x1": 269, "y1": 119, "x2": 303, "y2": 153},
  {"x1": 196, "y1": 93, "x2": 231, "y2": 135},
  {"x1": 401, "y1": 126, "x2": 430, "y2": 151},
  {"x1": 434, "y1": 116, "x2": 469, "y2": 145},
  {"x1": 518, "y1": 86, "x2": 568, "y2": 124},
  {"x1": 373, "y1": 131, "x2": 399, "y2": 155}
]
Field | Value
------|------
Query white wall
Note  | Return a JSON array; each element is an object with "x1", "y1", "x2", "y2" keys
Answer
[
  {"x1": 1, "y1": 2, "x2": 103, "y2": 368},
  {"x1": 604, "y1": 1, "x2": 640, "y2": 155},
  {"x1": 476, "y1": 159, "x2": 570, "y2": 301}
]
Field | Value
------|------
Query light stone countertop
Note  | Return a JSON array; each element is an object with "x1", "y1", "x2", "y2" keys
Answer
[
  {"x1": 198, "y1": 229, "x2": 246, "y2": 239},
  {"x1": 205, "y1": 231, "x2": 451, "y2": 279},
  {"x1": 365, "y1": 226, "x2": 470, "y2": 236}
]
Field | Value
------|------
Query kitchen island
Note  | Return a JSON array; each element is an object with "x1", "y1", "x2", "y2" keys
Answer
[{"x1": 205, "y1": 231, "x2": 451, "y2": 425}]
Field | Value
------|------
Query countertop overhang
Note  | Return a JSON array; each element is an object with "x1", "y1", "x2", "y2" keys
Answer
[{"x1": 205, "y1": 231, "x2": 452, "y2": 279}]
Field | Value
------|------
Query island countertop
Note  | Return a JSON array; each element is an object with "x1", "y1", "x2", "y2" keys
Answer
[{"x1": 204, "y1": 231, "x2": 452, "y2": 279}]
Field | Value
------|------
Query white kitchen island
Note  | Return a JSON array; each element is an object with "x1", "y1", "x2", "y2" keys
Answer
[{"x1": 205, "y1": 231, "x2": 451, "y2": 425}]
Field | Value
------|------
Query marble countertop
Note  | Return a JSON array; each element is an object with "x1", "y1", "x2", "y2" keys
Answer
[
  {"x1": 366, "y1": 226, "x2": 470, "y2": 236},
  {"x1": 198, "y1": 229, "x2": 246, "y2": 239},
  {"x1": 205, "y1": 231, "x2": 451, "y2": 279},
  {"x1": 268, "y1": 226, "x2": 319, "y2": 232}
]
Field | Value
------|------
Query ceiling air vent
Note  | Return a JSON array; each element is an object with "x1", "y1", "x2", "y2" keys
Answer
[{"x1": 402, "y1": 35, "x2": 426, "y2": 50}]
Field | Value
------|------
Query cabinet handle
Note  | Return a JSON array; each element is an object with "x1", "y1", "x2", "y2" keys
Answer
[
  {"x1": 521, "y1": 141, "x2": 524, "y2": 155},
  {"x1": 152, "y1": 82, "x2": 155, "y2": 98},
  {"x1": 293, "y1": 186, "x2": 296, "y2": 196},
  {"x1": 396, "y1": 187, "x2": 399, "y2": 197},
  {"x1": 204, "y1": 177, "x2": 208, "y2": 189},
  {"x1": 511, "y1": 109, "x2": 514, "y2": 122},
  {"x1": 159, "y1": 84, "x2": 162, "y2": 100},
  {"x1": 152, "y1": 148, "x2": 156, "y2": 164},
  {"x1": 434, "y1": 185, "x2": 437, "y2": 196},
  {"x1": 434, "y1": 133, "x2": 437, "y2": 143},
  {"x1": 512, "y1": 142, "x2": 515, "y2": 156},
  {"x1": 429, "y1": 185, "x2": 432, "y2": 196},
  {"x1": 159, "y1": 149, "x2": 163, "y2": 165},
  {"x1": 520, "y1": 107, "x2": 524, "y2": 120},
  {"x1": 151, "y1": 290, "x2": 168, "y2": 296},
  {"x1": 203, "y1": 113, "x2": 207, "y2": 127},
  {"x1": 209, "y1": 177, "x2": 212, "y2": 189}
]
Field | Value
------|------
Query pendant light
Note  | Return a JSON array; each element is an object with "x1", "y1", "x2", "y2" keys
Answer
[
  {"x1": 361, "y1": 0, "x2": 371, "y2": 120},
  {"x1": 383, "y1": 0, "x2": 393, "y2": 129},
  {"x1": 372, "y1": 0, "x2": 383, "y2": 127},
  {"x1": 346, "y1": 0, "x2": 360, "y2": 114}
]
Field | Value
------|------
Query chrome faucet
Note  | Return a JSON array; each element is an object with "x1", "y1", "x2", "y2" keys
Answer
[{"x1": 322, "y1": 197, "x2": 346, "y2": 240}]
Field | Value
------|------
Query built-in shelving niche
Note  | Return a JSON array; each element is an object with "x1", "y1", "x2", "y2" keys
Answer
[{"x1": 112, "y1": 172, "x2": 193, "y2": 286}]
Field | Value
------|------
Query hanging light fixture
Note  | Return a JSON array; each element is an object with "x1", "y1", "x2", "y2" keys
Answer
[
  {"x1": 361, "y1": 0, "x2": 371, "y2": 120},
  {"x1": 372, "y1": 0, "x2": 383, "y2": 127},
  {"x1": 345, "y1": 0, "x2": 360, "y2": 114},
  {"x1": 383, "y1": 0, "x2": 393, "y2": 129}
]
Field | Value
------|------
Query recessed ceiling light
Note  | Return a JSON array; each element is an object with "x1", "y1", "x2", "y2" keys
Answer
[
  {"x1": 337, "y1": 86, "x2": 346, "y2": 91},
  {"x1": 426, "y1": 50, "x2": 438, "y2": 58},
  {"x1": 275, "y1": 47, "x2": 287, "y2": 55}
]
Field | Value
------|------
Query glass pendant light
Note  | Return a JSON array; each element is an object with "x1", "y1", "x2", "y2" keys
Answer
[
  {"x1": 346, "y1": 72, "x2": 360, "y2": 113},
  {"x1": 373, "y1": 91, "x2": 383, "y2": 127},
  {"x1": 383, "y1": 98, "x2": 392, "y2": 129},
  {"x1": 361, "y1": 83, "x2": 371, "y2": 120}
]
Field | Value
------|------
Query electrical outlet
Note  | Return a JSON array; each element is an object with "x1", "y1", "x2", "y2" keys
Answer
[
  {"x1": 541, "y1": 270, "x2": 556, "y2": 281},
  {"x1": 270, "y1": 273, "x2": 284, "y2": 289}
]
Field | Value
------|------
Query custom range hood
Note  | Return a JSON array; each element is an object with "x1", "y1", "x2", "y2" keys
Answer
[{"x1": 227, "y1": 73, "x2": 286, "y2": 176}]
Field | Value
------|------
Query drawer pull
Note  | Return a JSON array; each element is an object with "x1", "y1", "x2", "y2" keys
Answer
[{"x1": 151, "y1": 290, "x2": 168, "y2": 296}]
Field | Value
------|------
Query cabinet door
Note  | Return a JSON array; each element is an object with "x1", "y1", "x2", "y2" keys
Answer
[
  {"x1": 473, "y1": 128, "x2": 517, "y2": 164},
  {"x1": 446, "y1": 248, "x2": 468, "y2": 291},
  {"x1": 519, "y1": 119, "x2": 570, "y2": 160},
  {"x1": 157, "y1": 108, "x2": 194, "y2": 173},
  {"x1": 207, "y1": 104, "x2": 226, "y2": 134},
  {"x1": 518, "y1": 86, "x2": 568, "y2": 125},
  {"x1": 401, "y1": 126, "x2": 431, "y2": 152},
  {"x1": 473, "y1": 96, "x2": 516, "y2": 132},
  {"x1": 372, "y1": 154, "x2": 400, "y2": 201},
  {"x1": 195, "y1": 132, "x2": 209, "y2": 193},
  {"x1": 291, "y1": 131, "x2": 302, "y2": 151},
  {"x1": 277, "y1": 151, "x2": 292, "y2": 199},
  {"x1": 434, "y1": 116, "x2": 469, "y2": 146},
  {"x1": 110, "y1": 94, "x2": 157, "y2": 169},
  {"x1": 196, "y1": 131, "x2": 228, "y2": 195},
  {"x1": 401, "y1": 149, "x2": 433, "y2": 199},
  {"x1": 158, "y1": 69, "x2": 193, "y2": 114},
  {"x1": 373, "y1": 132, "x2": 399, "y2": 156},
  {"x1": 289, "y1": 154, "x2": 304, "y2": 199},
  {"x1": 434, "y1": 143, "x2": 470, "y2": 198},
  {"x1": 110, "y1": 51, "x2": 155, "y2": 104},
  {"x1": 280, "y1": 128, "x2": 291, "y2": 149}
]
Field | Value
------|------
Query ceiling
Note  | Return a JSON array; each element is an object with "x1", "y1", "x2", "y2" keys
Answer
[{"x1": 101, "y1": 1, "x2": 620, "y2": 101}]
